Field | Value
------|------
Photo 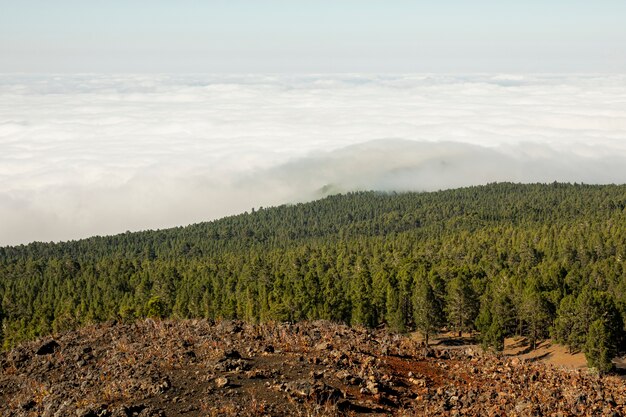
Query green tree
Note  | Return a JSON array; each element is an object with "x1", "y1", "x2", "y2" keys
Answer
[
  {"x1": 483, "y1": 320, "x2": 505, "y2": 351},
  {"x1": 350, "y1": 260, "x2": 374, "y2": 327},
  {"x1": 554, "y1": 289, "x2": 623, "y2": 360},
  {"x1": 413, "y1": 279, "x2": 444, "y2": 345},
  {"x1": 385, "y1": 284, "x2": 405, "y2": 333},
  {"x1": 146, "y1": 296, "x2": 168, "y2": 319},
  {"x1": 3, "y1": 183, "x2": 626, "y2": 352},
  {"x1": 0, "y1": 305, "x2": 4, "y2": 348},
  {"x1": 446, "y1": 275, "x2": 478, "y2": 337},
  {"x1": 552, "y1": 294, "x2": 578, "y2": 351},
  {"x1": 585, "y1": 319, "x2": 616, "y2": 374},
  {"x1": 520, "y1": 288, "x2": 551, "y2": 350}
]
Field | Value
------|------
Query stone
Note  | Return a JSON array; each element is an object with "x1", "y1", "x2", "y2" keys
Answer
[
  {"x1": 223, "y1": 349, "x2": 241, "y2": 359},
  {"x1": 366, "y1": 380, "x2": 380, "y2": 394},
  {"x1": 215, "y1": 376, "x2": 229, "y2": 388},
  {"x1": 36, "y1": 340, "x2": 60, "y2": 355},
  {"x1": 314, "y1": 341, "x2": 333, "y2": 351}
]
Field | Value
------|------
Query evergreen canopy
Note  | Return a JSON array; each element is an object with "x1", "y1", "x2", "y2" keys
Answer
[{"x1": 1, "y1": 182, "x2": 625, "y2": 369}]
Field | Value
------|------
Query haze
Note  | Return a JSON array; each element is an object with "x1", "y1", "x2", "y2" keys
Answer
[
  {"x1": 2, "y1": 1, "x2": 625, "y2": 73},
  {"x1": 1, "y1": 1, "x2": 626, "y2": 245}
]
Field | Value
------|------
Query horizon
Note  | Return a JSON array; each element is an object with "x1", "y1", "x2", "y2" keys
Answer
[
  {"x1": 2, "y1": 1, "x2": 625, "y2": 73},
  {"x1": 2, "y1": 2, "x2": 626, "y2": 245},
  {"x1": 2, "y1": 72, "x2": 626, "y2": 246}
]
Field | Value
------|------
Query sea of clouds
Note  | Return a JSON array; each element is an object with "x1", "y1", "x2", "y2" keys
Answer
[{"x1": 1, "y1": 73, "x2": 626, "y2": 245}]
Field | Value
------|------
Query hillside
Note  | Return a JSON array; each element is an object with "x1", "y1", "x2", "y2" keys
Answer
[
  {"x1": 3, "y1": 319, "x2": 626, "y2": 417},
  {"x1": 1, "y1": 183, "x2": 626, "y2": 371}
]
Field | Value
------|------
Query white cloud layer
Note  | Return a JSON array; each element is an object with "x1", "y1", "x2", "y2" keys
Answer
[{"x1": 1, "y1": 74, "x2": 626, "y2": 245}]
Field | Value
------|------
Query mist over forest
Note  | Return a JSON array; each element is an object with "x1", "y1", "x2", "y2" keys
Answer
[{"x1": 2, "y1": 74, "x2": 626, "y2": 246}]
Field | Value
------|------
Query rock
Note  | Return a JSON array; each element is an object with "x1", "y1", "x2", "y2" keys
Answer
[
  {"x1": 435, "y1": 349, "x2": 450, "y2": 360},
  {"x1": 310, "y1": 370, "x2": 324, "y2": 379},
  {"x1": 5, "y1": 319, "x2": 626, "y2": 417},
  {"x1": 245, "y1": 369, "x2": 274, "y2": 379},
  {"x1": 75, "y1": 405, "x2": 110, "y2": 417},
  {"x1": 20, "y1": 399, "x2": 36, "y2": 410},
  {"x1": 141, "y1": 376, "x2": 171, "y2": 395},
  {"x1": 309, "y1": 356, "x2": 321, "y2": 365},
  {"x1": 314, "y1": 341, "x2": 333, "y2": 351},
  {"x1": 9, "y1": 348, "x2": 30, "y2": 366},
  {"x1": 515, "y1": 401, "x2": 531, "y2": 413},
  {"x1": 223, "y1": 349, "x2": 241, "y2": 359},
  {"x1": 111, "y1": 404, "x2": 146, "y2": 417},
  {"x1": 284, "y1": 379, "x2": 342, "y2": 403},
  {"x1": 215, "y1": 376, "x2": 229, "y2": 388},
  {"x1": 219, "y1": 320, "x2": 243, "y2": 334},
  {"x1": 285, "y1": 379, "x2": 315, "y2": 398},
  {"x1": 409, "y1": 377, "x2": 427, "y2": 387},
  {"x1": 36, "y1": 340, "x2": 60, "y2": 355},
  {"x1": 335, "y1": 370, "x2": 362, "y2": 385},
  {"x1": 366, "y1": 380, "x2": 380, "y2": 394},
  {"x1": 215, "y1": 358, "x2": 250, "y2": 372}
]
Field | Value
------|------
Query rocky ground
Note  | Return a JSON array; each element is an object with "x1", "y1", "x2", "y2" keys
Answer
[{"x1": 2, "y1": 320, "x2": 626, "y2": 416}]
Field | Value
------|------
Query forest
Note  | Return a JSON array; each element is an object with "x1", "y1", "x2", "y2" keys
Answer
[{"x1": 1, "y1": 182, "x2": 626, "y2": 372}]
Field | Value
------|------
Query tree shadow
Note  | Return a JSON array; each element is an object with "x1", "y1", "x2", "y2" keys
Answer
[
  {"x1": 434, "y1": 335, "x2": 477, "y2": 346},
  {"x1": 612, "y1": 366, "x2": 626, "y2": 377},
  {"x1": 510, "y1": 344, "x2": 535, "y2": 356},
  {"x1": 508, "y1": 337, "x2": 529, "y2": 350}
]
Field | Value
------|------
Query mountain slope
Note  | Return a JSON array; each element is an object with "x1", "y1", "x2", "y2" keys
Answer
[
  {"x1": 3, "y1": 319, "x2": 626, "y2": 416},
  {"x1": 1, "y1": 183, "x2": 626, "y2": 361}
]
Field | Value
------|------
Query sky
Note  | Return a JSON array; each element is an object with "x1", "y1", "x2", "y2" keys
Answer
[
  {"x1": 1, "y1": 3, "x2": 626, "y2": 245},
  {"x1": 1, "y1": 1, "x2": 626, "y2": 73}
]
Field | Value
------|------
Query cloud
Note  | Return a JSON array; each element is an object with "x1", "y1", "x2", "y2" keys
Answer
[{"x1": 1, "y1": 74, "x2": 626, "y2": 245}]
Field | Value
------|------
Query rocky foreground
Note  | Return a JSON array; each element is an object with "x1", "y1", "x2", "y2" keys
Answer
[{"x1": 1, "y1": 320, "x2": 626, "y2": 416}]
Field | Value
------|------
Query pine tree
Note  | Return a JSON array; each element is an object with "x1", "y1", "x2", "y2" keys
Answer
[
  {"x1": 552, "y1": 295, "x2": 578, "y2": 351},
  {"x1": 483, "y1": 320, "x2": 505, "y2": 351},
  {"x1": 145, "y1": 296, "x2": 168, "y2": 319},
  {"x1": 413, "y1": 279, "x2": 443, "y2": 345},
  {"x1": 585, "y1": 319, "x2": 615, "y2": 374},
  {"x1": 446, "y1": 275, "x2": 478, "y2": 337},
  {"x1": 520, "y1": 288, "x2": 551, "y2": 350},
  {"x1": 351, "y1": 267, "x2": 374, "y2": 327},
  {"x1": 0, "y1": 305, "x2": 4, "y2": 349},
  {"x1": 385, "y1": 285, "x2": 405, "y2": 333}
]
